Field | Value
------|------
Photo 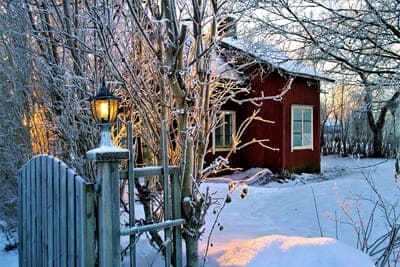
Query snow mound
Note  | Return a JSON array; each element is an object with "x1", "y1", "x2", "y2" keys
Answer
[{"x1": 205, "y1": 235, "x2": 374, "y2": 267}]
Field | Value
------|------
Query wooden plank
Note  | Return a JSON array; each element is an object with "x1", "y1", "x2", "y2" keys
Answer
[
  {"x1": 120, "y1": 219, "x2": 185, "y2": 235},
  {"x1": 172, "y1": 169, "x2": 183, "y2": 267},
  {"x1": 41, "y1": 156, "x2": 48, "y2": 267},
  {"x1": 127, "y1": 121, "x2": 137, "y2": 266},
  {"x1": 75, "y1": 176, "x2": 95, "y2": 267},
  {"x1": 67, "y1": 169, "x2": 76, "y2": 266},
  {"x1": 131, "y1": 166, "x2": 163, "y2": 177},
  {"x1": 47, "y1": 156, "x2": 54, "y2": 267},
  {"x1": 59, "y1": 162, "x2": 68, "y2": 267},
  {"x1": 161, "y1": 121, "x2": 172, "y2": 267},
  {"x1": 32, "y1": 157, "x2": 38, "y2": 266},
  {"x1": 35, "y1": 156, "x2": 44, "y2": 266},
  {"x1": 120, "y1": 166, "x2": 179, "y2": 179},
  {"x1": 53, "y1": 159, "x2": 61, "y2": 267},
  {"x1": 24, "y1": 164, "x2": 30, "y2": 267},
  {"x1": 75, "y1": 177, "x2": 84, "y2": 267},
  {"x1": 85, "y1": 183, "x2": 96, "y2": 267},
  {"x1": 18, "y1": 166, "x2": 25, "y2": 266},
  {"x1": 26, "y1": 161, "x2": 33, "y2": 267},
  {"x1": 96, "y1": 161, "x2": 122, "y2": 267}
]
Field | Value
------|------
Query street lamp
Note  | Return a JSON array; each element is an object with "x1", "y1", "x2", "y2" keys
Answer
[
  {"x1": 86, "y1": 82, "x2": 129, "y2": 267},
  {"x1": 89, "y1": 82, "x2": 121, "y2": 147}
]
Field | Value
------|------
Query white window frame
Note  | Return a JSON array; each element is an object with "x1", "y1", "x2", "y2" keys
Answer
[
  {"x1": 212, "y1": 110, "x2": 236, "y2": 153},
  {"x1": 291, "y1": 105, "x2": 313, "y2": 151}
]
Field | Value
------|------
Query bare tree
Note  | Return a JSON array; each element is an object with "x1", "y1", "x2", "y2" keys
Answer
[
  {"x1": 5, "y1": 0, "x2": 247, "y2": 264},
  {"x1": 105, "y1": 1, "x2": 249, "y2": 265},
  {"x1": 2, "y1": 0, "x2": 289, "y2": 264},
  {"x1": 236, "y1": 0, "x2": 400, "y2": 157},
  {"x1": 0, "y1": 0, "x2": 33, "y2": 233}
]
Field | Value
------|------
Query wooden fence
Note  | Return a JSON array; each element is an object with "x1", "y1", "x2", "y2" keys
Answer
[
  {"x1": 18, "y1": 155, "x2": 95, "y2": 267},
  {"x1": 119, "y1": 121, "x2": 185, "y2": 267},
  {"x1": 17, "y1": 121, "x2": 184, "y2": 267}
]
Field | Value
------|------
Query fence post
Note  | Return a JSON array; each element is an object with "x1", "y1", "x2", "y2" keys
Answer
[
  {"x1": 87, "y1": 146, "x2": 129, "y2": 267},
  {"x1": 127, "y1": 121, "x2": 137, "y2": 266}
]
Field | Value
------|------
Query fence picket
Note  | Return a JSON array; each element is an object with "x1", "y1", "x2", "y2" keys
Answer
[
  {"x1": 53, "y1": 159, "x2": 61, "y2": 267},
  {"x1": 18, "y1": 162, "x2": 25, "y2": 266},
  {"x1": 171, "y1": 168, "x2": 183, "y2": 267},
  {"x1": 67, "y1": 169, "x2": 76, "y2": 266},
  {"x1": 32, "y1": 157, "x2": 38, "y2": 266},
  {"x1": 75, "y1": 176, "x2": 84, "y2": 267},
  {"x1": 75, "y1": 175, "x2": 95, "y2": 267},
  {"x1": 37, "y1": 157, "x2": 43, "y2": 267},
  {"x1": 46, "y1": 156, "x2": 54, "y2": 266},
  {"x1": 59, "y1": 162, "x2": 68, "y2": 267},
  {"x1": 40, "y1": 156, "x2": 48, "y2": 267},
  {"x1": 85, "y1": 183, "x2": 96, "y2": 266},
  {"x1": 26, "y1": 160, "x2": 32, "y2": 266}
]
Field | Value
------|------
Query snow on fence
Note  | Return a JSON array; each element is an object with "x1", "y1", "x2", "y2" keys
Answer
[{"x1": 18, "y1": 155, "x2": 96, "y2": 267}]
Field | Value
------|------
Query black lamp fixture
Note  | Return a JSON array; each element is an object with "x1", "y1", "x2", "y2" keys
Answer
[{"x1": 88, "y1": 82, "x2": 121, "y2": 147}]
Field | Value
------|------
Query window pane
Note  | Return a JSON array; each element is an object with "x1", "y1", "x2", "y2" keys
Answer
[
  {"x1": 225, "y1": 113, "x2": 232, "y2": 125},
  {"x1": 224, "y1": 114, "x2": 232, "y2": 146},
  {"x1": 303, "y1": 109, "x2": 312, "y2": 121},
  {"x1": 293, "y1": 108, "x2": 302, "y2": 120},
  {"x1": 215, "y1": 126, "x2": 222, "y2": 135},
  {"x1": 303, "y1": 133, "x2": 312, "y2": 146},
  {"x1": 293, "y1": 121, "x2": 302, "y2": 133},
  {"x1": 215, "y1": 127, "x2": 223, "y2": 146},
  {"x1": 293, "y1": 133, "x2": 302, "y2": 146},
  {"x1": 225, "y1": 135, "x2": 232, "y2": 146},
  {"x1": 303, "y1": 122, "x2": 312, "y2": 133},
  {"x1": 214, "y1": 111, "x2": 235, "y2": 149},
  {"x1": 215, "y1": 135, "x2": 222, "y2": 146},
  {"x1": 225, "y1": 123, "x2": 231, "y2": 135}
]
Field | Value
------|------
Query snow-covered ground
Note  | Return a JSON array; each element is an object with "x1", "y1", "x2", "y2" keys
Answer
[
  {"x1": 2, "y1": 155, "x2": 399, "y2": 266},
  {"x1": 0, "y1": 232, "x2": 18, "y2": 267},
  {"x1": 199, "y1": 155, "x2": 397, "y2": 266}
]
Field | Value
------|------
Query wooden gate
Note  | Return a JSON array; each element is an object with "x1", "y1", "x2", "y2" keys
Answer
[
  {"x1": 119, "y1": 121, "x2": 185, "y2": 267},
  {"x1": 18, "y1": 155, "x2": 96, "y2": 267}
]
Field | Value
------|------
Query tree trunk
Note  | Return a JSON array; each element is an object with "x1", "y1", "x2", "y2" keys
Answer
[
  {"x1": 371, "y1": 128, "x2": 383, "y2": 158},
  {"x1": 366, "y1": 92, "x2": 400, "y2": 158},
  {"x1": 185, "y1": 235, "x2": 199, "y2": 267}
]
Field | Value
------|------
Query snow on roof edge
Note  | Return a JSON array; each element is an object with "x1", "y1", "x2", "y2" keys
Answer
[{"x1": 220, "y1": 37, "x2": 335, "y2": 82}]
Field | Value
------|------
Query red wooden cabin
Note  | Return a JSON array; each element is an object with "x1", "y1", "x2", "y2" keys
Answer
[{"x1": 206, "y1": 37, "x2": 334, "y2": 173}]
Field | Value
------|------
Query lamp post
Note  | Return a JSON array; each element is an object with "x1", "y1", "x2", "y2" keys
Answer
[
  {"x1": 88, "y1": 82, "x2": 121, "y2": 147},
  {"x1": 86, "y1": 82, "x2": 129, "y2": 267}
]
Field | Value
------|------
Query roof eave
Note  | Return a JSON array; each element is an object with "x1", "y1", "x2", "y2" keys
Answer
[
  {"x1": 284, "y1": 71, "x2": 336, "y2": 83},
  {"x1": 220, "y1": 39, "x2": 335, "y2": 83},
  {"x1": 251, "y1": 54, "x2": 335, "y2": 83}
]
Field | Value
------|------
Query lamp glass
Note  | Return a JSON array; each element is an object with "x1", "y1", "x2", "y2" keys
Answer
[{"x1": 90, "y1": 98, "x2": 119, "y2": 124}]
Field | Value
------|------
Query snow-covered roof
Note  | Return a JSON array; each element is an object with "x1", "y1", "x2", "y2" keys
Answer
[
  {"x1": 211, "y1": 52, "x2": 245, "y2": 82},
  {"x1": 221, "y1": 37, "x2": 334, "y2": 82}
]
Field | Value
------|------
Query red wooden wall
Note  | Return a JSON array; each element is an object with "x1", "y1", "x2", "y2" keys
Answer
[
  {"x1": 205, "y1": 69, "x2": 321, "y2": 173},
  {"x1": 281, "y1": 77, "x2": 321, "y2": 173}
]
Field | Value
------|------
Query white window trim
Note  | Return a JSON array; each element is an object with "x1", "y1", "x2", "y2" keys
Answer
[
  {"x1": 212, "y1": 110, "x2": 236, "y2": 153},
  {"x1": 291, "y1": 105, "x2": 314, "y2": 151}
]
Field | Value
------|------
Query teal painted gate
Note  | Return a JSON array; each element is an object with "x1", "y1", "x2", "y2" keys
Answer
[{"x1": 18, "y1": 155, "x2": 96, "y2": 267}]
